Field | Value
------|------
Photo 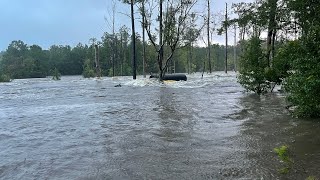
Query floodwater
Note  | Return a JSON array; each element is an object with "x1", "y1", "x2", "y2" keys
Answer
[{"x1": 0, "y1": 72, "x2": 319, "y2": 179}]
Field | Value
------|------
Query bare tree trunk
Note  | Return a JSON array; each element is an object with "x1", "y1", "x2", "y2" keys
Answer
[
  {"x1": 201, "y1": 57, "x2": 205, "y2": 79},
  {"x1": 233, "y1": 24, "x2": 237, "y2": 72},
  {"x1": 188, "y1": 44, "x2": 191, "y2": 74},
  {"x1": 207, "y1": 0, "x2": 212, "y2": 73},
  {"x1": 266, "y1": 0, "x2": 277, "y2": 67},
  {"x1": 96, "y1": 45, "x2": 101, "y2": 77},
  {"x1": 271, "y1": 28, "x2": 277, "y2": 65},
  {"x1": 225, "y1": 3, "x2": 228, "y2": 74},
  {"x1": 173, "y1": 56, "x2": 176, "y2": 73},
  {"x1": 159, "y1": 0, "x2": 164, "y2": 81},
  {"x1": 142, "y1": 0, "x2": 146, "y2": 78},
  {"x1": 120, "y1": 33, "x2": 123, "y2": 76},
  {"x1": 131, "y1": 0, "x2": 137, "y2": 79},
  {"x1": 94, "y1": 44, "x2": 100, "y2": 77},
  {"x1": 112, "y1": 2, "x2": 116, "y2": 77}
]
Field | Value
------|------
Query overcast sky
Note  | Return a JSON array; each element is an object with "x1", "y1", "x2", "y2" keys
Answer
[{"x1": 0, "y1": 0, "x2": 252, "y2": 51}]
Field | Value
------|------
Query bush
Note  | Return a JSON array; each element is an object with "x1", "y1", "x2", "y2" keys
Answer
[
  {"x1": 284, "y1": 25, "x2": 320, "y2": 117},
  {"x1": 82, "y1": 59, "x2": 95, "y2": 78},
  {"x1": 272, "y1": 41, "x2": 301, "y2": 80},
  {"x1": 238, "y1": 37, "x2": 270, "y2": 94},
  {"x1": 52, "y1": 68, "x2": 61, "y2": 80},
  {"x1": 0, "y1": 74, "x2": 11, "y2": 82},
  {"x1": 82, "y1": 66, "x2": 95, "y2": 78}
]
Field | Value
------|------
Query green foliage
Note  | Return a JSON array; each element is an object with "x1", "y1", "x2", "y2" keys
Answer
[
  {"x1": 274, "y1": 145, "x2": 290, "y2": 162},
  {"x1": 272, "y1": 41, "x2": 301, "y2": 81},
  {"x1": 278, "y1": 167, "x2": 290, "y2": 174},
  {"x1": 0, "y1": 74, "x2": 11, "y2": 82},
  {"x1": 52, "y1": 68, "x2": 61, "y2": 80},
  {"x1": 264, "y1": 67, "x2": 280, "y2": 85},
  {"x1": 0, "y1": 27, "x2": 239, "y2": 80},
  {"x1": 238, "y1": 37, "x2": 270, "y2": 94},
  {"x1": 284, "y1": 25, "x2": 320, "y2": 118},
  {"x1": 306, "y1": 176, "x2": 317, "y2": 180},
  {"x1": 274, "y1": 145, "x2": 293, "y2": 175},
  {"x1": 82, "y1": 59, "x2": 95, "y2": 78}
]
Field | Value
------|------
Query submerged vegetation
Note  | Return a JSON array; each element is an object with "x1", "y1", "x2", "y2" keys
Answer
[
  {"x1": 0, "y1": 74, "x2": 10, "y2": 82},
  {"x1": 274, "y1": 145, "x2": 292, "y2": 174},
  {"x1": 274, "y1": 145, "x2": 291, "y2": 163},
  {"x1": 52, "y1": 68, "x2": 61, "y2": 81}
]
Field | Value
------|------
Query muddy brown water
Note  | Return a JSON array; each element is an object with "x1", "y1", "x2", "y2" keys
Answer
[{"x1": 0, "y1": 72, "x2": 319, "y2": 179}]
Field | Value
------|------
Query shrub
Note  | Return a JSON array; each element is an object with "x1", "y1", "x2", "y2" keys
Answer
[
  {"x1": 52, "y1": 68, "x2": 61, "y2": 80},
  {"x1": 0, "y1": 74, "x2": 11, "y2": 82},
  {"x1": 238, "y1": 37, "x2": 270, "y2": 94},
  {"x1": 284, "y1": 25, "x2": 320, "y2": 118},
  {"x1": 82, "y1": 59, "x2": 95, "y2": 78}
]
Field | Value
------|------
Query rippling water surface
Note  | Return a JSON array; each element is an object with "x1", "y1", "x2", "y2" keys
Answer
[{"x1": 1, "y1": 72, "x2": 319, "y2": 179}]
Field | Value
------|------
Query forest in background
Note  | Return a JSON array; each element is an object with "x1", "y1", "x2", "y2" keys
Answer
[{"x1": 0, "y1": 35, "x2": 239, "y2": 79}]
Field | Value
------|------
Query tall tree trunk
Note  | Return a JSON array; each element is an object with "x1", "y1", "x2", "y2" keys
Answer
[
  {"x1": 120, "y1": 33, "x2": 123, "y2": 76},
  {"x1": 142, "y1": 0, "x2": 146, "y2": 78},
  {"x1": 225, "y1": 3, "x2": 228, "y2": 74},
  {"x1": 173, "y1": 55, "x2": 176, "y2": 73},
  {"x1": 159, "y1": 0, "x2": 164, "y2": 81},
  {"x1": 266, "y1": 0, "x2": 277, "y2": 67},
  {"x1": 112, "y1": 3, "x2": 116, "y2": 77},
  {"x1": 271, "y1": 28, "x2": 277, "y2": 64},
  {"x1": 233, "y1": 24, "x2": 237, "y2": 72},
  {"x1": 131, "y1": 0, "x2": 137, "y2": 79},
  {"x1": 94, "y1": 45, "x2": 101, "y2": 77},
  {"x1": 188, "y1": 44, "x2": 191, "y2": 74},
  {"x1": 207, "y1": 0, "x2": 212, "y2": 73}
]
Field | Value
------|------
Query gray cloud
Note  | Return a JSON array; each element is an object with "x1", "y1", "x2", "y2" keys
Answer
[
  {"x1": 0, "y1": 0, "x2": 251, "y2": 51},
  {"x1": 0, "y1": 0, "x2": 111, "y2": 50}
]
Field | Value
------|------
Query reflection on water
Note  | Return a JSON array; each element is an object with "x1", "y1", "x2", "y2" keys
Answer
[{"x1": 0, "y1": 73, "x2": 319, "y2": 179}]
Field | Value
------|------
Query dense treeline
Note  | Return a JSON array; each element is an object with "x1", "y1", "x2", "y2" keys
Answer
[
  {"x1": 233, "y1": 0, "x2": 320, "y2": 117},
  {"x1": 0, "y1": 29, "x2": 239, "y2": 80}
]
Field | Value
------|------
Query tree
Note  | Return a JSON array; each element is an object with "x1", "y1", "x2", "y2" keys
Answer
[
  {"x1": 183, "y1": 13, "x2": 201, "y2": 74},
  {"x1": 238, "y1": 37, "x2": 269, "y2": 95},
  {"x1": 283, "y1": 0, "x2": 320, "y2": 117},
  {"x1": 131, "y1": 0, "x2": 137, "y2": 79},
  {"x1": 231, "y1": 0, "x2": 293, "y2": 93},
  {"x1": 82, "y1": 58, "x2": 95, "y2": 78},
  {"x1": 89, "y1": 38, "x2": 102, "y2": 77},
  {"x1": 2, "y1": 40, "x2": 29, "y2": 79},
  {"x1": 141, "y1": 0, "x2": 198, "y2": 81},
  {"x1": 118, "y1": 26, "x2": 131, "y2": 76},
  {"x1": 225, "y1": 3, "x2": 228, "y2": 74},
  {"x1": 207, "y1": 0, "x2": 212, "y2": 73},
  {"x1": 28, "y1": 45, "x2": 48, "y2": 77},
  {"x1": 71, "y1": 43, "x2": 89, "y2": 76}
]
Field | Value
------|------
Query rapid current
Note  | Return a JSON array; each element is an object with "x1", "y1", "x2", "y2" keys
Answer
[{"x1": 0, "y1": 72, "x2": 319, "y2": 179}]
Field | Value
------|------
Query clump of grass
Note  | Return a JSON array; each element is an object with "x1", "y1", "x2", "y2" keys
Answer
[
  {"x1": 306, "y1": 176, "x2": 317, "y2": 180},
  {"x1": 279, "y1": 167, "x2": 290, "y2": 174},
  {"x1": 274, "y1": 145, "x2": 291, "y2": 162},
  {"x1": 274, "y1": 145, "x2": 293, "y2": 174}
]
